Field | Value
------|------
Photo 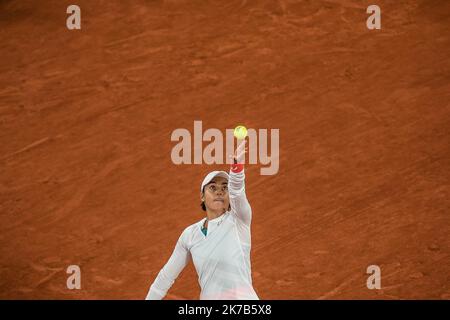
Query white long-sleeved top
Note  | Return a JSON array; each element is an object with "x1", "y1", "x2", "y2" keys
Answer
[{"x1": 146, "y1": 169, "x2": 258, "y2": 300}]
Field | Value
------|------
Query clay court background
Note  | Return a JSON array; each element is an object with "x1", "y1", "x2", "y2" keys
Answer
[{"x1": 1, "y1": 0, "x2": 449, "y2": 299}]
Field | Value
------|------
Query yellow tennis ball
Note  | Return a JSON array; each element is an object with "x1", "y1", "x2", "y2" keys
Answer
[{"x1": 233, "y1": 125, "x2": 248, "y2": 140}]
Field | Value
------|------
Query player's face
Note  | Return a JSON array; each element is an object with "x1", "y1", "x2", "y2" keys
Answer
[{"x1": 202, "y1": 177, "x2": 230, "y2": 214}]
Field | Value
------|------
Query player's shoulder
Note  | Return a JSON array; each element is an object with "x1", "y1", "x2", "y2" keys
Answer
[
  {"x1": 182, "y1": 220, "x2": 201, "y2": 235},
  {"x1": 179, "y1": 217, "x2": 204, "y2": 242}
]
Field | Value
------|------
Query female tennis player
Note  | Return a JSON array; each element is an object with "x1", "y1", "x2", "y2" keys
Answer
[{"x1": 145, "y1": 140, "x2": 259, "y2": 300}]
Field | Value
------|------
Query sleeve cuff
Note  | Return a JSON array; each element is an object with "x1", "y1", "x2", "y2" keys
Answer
[{"x1": 230, "y1": 163, "x2": 244, "y2": 173}]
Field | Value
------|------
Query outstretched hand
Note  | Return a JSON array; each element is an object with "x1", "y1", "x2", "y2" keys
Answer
[{"x1": 230, "y1": 139, "x2": 247, "y2": 164}]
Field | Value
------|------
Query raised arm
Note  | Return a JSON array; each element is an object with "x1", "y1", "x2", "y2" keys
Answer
[
  {"x1": 228, "y1": 140, "x2": 252, "y2": 226},
  {"x1": 228, "y1": 164, "x2": 252, "y2": 226},
  {"x1": 145, "y1": 230, "x2": 191, "y2": 300}
]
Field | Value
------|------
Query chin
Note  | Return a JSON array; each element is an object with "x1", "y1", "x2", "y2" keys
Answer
[{"x1": 211, "y1": 204, "x2": 225, "y2": 211}]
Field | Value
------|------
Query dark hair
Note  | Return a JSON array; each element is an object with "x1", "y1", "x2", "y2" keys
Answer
[{"x1": 201, "y1": 187, "x2": 207, "y2": 211}]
